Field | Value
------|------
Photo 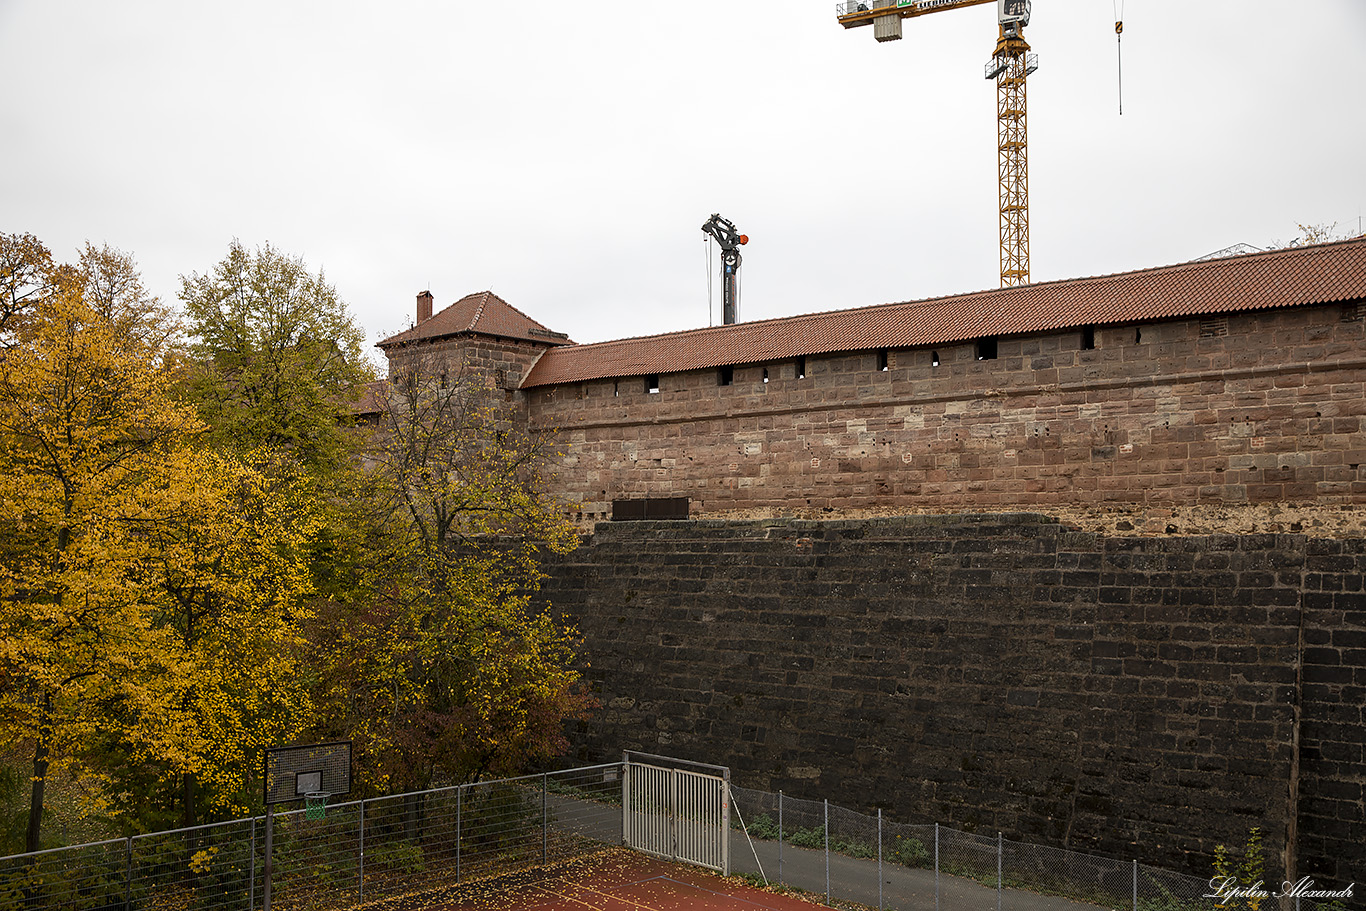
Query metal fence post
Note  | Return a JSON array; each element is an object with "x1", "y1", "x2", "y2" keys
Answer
[
  {"x1": 721, "y1": 764, "x2": 731, "y2": 877},
  {"x1": 542, "y1": 773, "x2": 549, "y2": 864},
  {"x1": 935, "y1": 823, "x2": 940, "y2": 911},
  {"x1": 824, "y1": 799, "x2": 830, "y2": 906},
  {"x1": 358, "y1": 798, "x2": 366, "y2": 905},
  {"x1": 264, "y1": 807, "x2": 273, "y2": 911},
  {"x1": 1132, "y1": 858, "x2": 1137, "y2": 911},
  {"x1": 621, "y1": 755, "x2": 630, "y2": 848},
  {"x1": 250, "y1": 817, "x2": 256, "y2": 911},
  {"x1": 778, "y1": 790, "x2": 784, "y2": 884},
  {"x1": 997, "y1": 832, "x2": 1003, "y2": 911},
  {"x1": 878, "y1": 808, "x2": 883, "y2": 911},
  {"x1": 124, "y1": 836, "x2": 133, "y2": 910},
  {"x1": 670, "y1": 768, "x2": 679, "y2": 864}
]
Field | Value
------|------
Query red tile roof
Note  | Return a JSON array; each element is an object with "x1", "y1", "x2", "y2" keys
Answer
[
  {"x1": 377, "y1": 290, "x2": 573, "y2": 349},
  {"x1": 520, "y1": 237, "x2": 1366, "y2": 389},
  {"x1": 354, "y1": 379, "x2": 387, "y2": 416}
]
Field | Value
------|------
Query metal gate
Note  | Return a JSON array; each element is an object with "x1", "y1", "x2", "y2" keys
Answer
[{"x1": 622, "y1": 752, "x2": 730, "y2": 875}]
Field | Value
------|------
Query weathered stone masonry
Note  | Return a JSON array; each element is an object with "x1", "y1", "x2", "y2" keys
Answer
[
  {"x1": 538, "y1": 517, "x2": 1365, "y2": 887},
  {"x1": 379, "y1": 244, "x2": 1366, "y2": 890},
  {"x1": 530, "y1": 305, "x2": 1366, "y2": 522},
  {"x1": 379, "y1": 242, "x2": 1366, "y2": 525}
]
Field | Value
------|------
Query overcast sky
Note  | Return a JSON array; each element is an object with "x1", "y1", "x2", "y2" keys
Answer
[{"x1": 3, "y1": 1, "x2": 1363, "y2": 362}]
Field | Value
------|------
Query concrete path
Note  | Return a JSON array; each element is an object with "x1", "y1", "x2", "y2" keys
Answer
[
  {"x1": 728, "y1": 828, "x2": 1114, "y2": 911},
  {"x1": 549, "y1": 793, "x2": 1113, "y2": 911}
]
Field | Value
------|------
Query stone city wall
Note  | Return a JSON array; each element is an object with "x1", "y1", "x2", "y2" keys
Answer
[
  {"x1": 539, "y1": 516, "x2": 1365, "y2": 888},
  {"x1": 526, "y1": 304, "x2": 1366, "y2": 524}
]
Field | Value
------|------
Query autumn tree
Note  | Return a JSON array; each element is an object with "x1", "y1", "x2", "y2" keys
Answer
[
  {"x1": 79, "y1": 241, "x2": 179, "y2": 354},
  {"x1": 180, "y1": 242, "x2": 592, "y2": 790},
  {"x1": 82, "y1": 449, "x2": 320, "y2": 832},
  {"x1": 179, "y1": 240, "x2": 373, "y2": 476},
  {"x1": 1270, "y1": 221, "x2": 1357, "y2": 249},
  {"x1": 2, "y1": 232, "x2": 592, "y2": 847},
  {"x1": 0, "y1": 237, "x2": 316, "y2": 848},
  {"x1": 0, "y1": 247, "x2": 201, "y2": 851},
  {"x1": 0, "y1": 232, "x2": 64, "y2": 340},
  {"x1": 308, "y1": 357, "x2": 592, "y2": 792},
  {"x1": 1, "y1": 234, "x2": 175, "y2": 349},
  {"x1": 175, "y1": 241, "x2": 386, "y2": 808}
]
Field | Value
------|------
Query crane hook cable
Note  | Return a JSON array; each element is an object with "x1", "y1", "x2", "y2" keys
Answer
[
  {"x1": 1114, "y1": 0, "x2": 1124, "y2": 115},
  {"x1": 705, "y1": 234, "x2": 714, "y2": 327}
]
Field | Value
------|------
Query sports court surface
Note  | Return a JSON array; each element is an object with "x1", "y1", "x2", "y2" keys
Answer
[{"x1": 380, "y1": 848, "x2": 828, "y2": 910}]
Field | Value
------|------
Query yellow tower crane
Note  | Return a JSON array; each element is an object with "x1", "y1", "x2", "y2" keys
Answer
[{"x1": 837, "y1": 0, "x2": 1038, "y2": 288}]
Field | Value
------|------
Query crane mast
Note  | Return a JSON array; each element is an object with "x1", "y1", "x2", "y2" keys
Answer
[{"x1": 837, "y1": 0, "x2": 1038, "y2": 288}]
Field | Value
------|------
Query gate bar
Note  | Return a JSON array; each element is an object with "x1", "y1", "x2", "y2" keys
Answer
[{"x1": 623, "y1": 750, "x2": 729, "y2": 774}]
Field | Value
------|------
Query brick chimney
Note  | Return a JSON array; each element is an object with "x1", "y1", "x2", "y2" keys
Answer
[{"x1": 417, "y1": 290, "x2": 433, "y2": 324}]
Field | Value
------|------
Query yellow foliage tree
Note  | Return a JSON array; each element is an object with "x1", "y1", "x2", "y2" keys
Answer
[
  {"x1": 0, "y1": 237, "x2": 316, "y2": 848},
  {"x1": 94, "y1": 449, "x2": 320, "y2": 826},
  {"x1": 0, "y1": 231, "x2": 64, "y2": 339},
  {"x1": 0, "y1": 253, "x2": 203, "y2": 851}
]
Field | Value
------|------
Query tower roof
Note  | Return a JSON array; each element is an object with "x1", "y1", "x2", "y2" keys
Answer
[{"x1": 378, "y1": 290, "x2": 572, "y2": 349}]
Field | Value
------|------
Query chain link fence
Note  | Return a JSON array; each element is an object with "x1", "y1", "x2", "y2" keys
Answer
[
  {"x1": 1, "y1": 763, "x2": 1351, "y2": 911},
  {"x1": 0, "y1": 762, "x2": 623, "y2": 911},
  {"x1": 728, "y1": 785, "x2": 1350, "y2": 911}
]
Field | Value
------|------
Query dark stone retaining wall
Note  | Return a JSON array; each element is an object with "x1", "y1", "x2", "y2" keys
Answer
[{"x1": 537, "y1": 516, "x2": 1365, "y2": 888}]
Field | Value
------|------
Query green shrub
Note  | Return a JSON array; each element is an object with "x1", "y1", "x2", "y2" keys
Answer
[
  {"x1": 787, "y1": 826, "x2": 825, "y2": 849},
  {"x1": 888, "y1": 835, "x2": 930, "y2": 868},
  {"x1": 734, "y1": 871, "x2": 768, "y2": 888},
  {"x1": 369, "y1": 839, "x2": 425, "y2": 874},
  {"x1": 463, "y1": 783, "x2": 541, "y2": 852},
  {"x1": 778, "y1": 825, "x2": 873, "y2": 858},
  {"x1": 744, "y1": 813, "x2": 780, "y2": 841},
  {"x1": 831, "y1": 837, "x2": 875, "y2": 859},
  {"x1": 1212, "y1": 827, "x2": 1266, "y2": 911}
]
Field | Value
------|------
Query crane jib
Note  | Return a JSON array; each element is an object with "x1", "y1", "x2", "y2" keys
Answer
[
  {"x1": 840, "y1": 0, "x2": 1024, "y2": 21},
  {"x1": 897, "y1": 0, "x2": 958, "y2": 10}
]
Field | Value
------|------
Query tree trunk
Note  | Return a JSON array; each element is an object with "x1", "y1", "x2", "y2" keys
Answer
[
  {"x1": 25, "y1": 694, "x2": 51, "y2": 854},
  {"x1": 181, "y1": 600, "x2": 197, "y2": 831},
  {"x1": 403, "y1": 792, "x2": 421, "y2": 841},
  {"x1": 182, "y1": 771, "x2": 197, "y2": 831}
]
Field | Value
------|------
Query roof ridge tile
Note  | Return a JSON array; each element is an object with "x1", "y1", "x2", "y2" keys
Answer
[{"x1": 469, "y1": 291, "x2": 490, "y2": 331}]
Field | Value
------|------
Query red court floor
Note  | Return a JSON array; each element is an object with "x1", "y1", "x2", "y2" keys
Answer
[{"x1": 415, "y1": 849, "x2": 828, "y2": 910}]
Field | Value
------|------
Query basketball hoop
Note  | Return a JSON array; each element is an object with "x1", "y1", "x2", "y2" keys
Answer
[
  {"x1": 264, "y1": 741, "x2": 352, "y2": 807},
  {"x1": 304, "y1": 792, "x2": 328, "y2": 820},
  {"x1": 263, "y1": 741, "x2": 352, "y2": 910}
]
